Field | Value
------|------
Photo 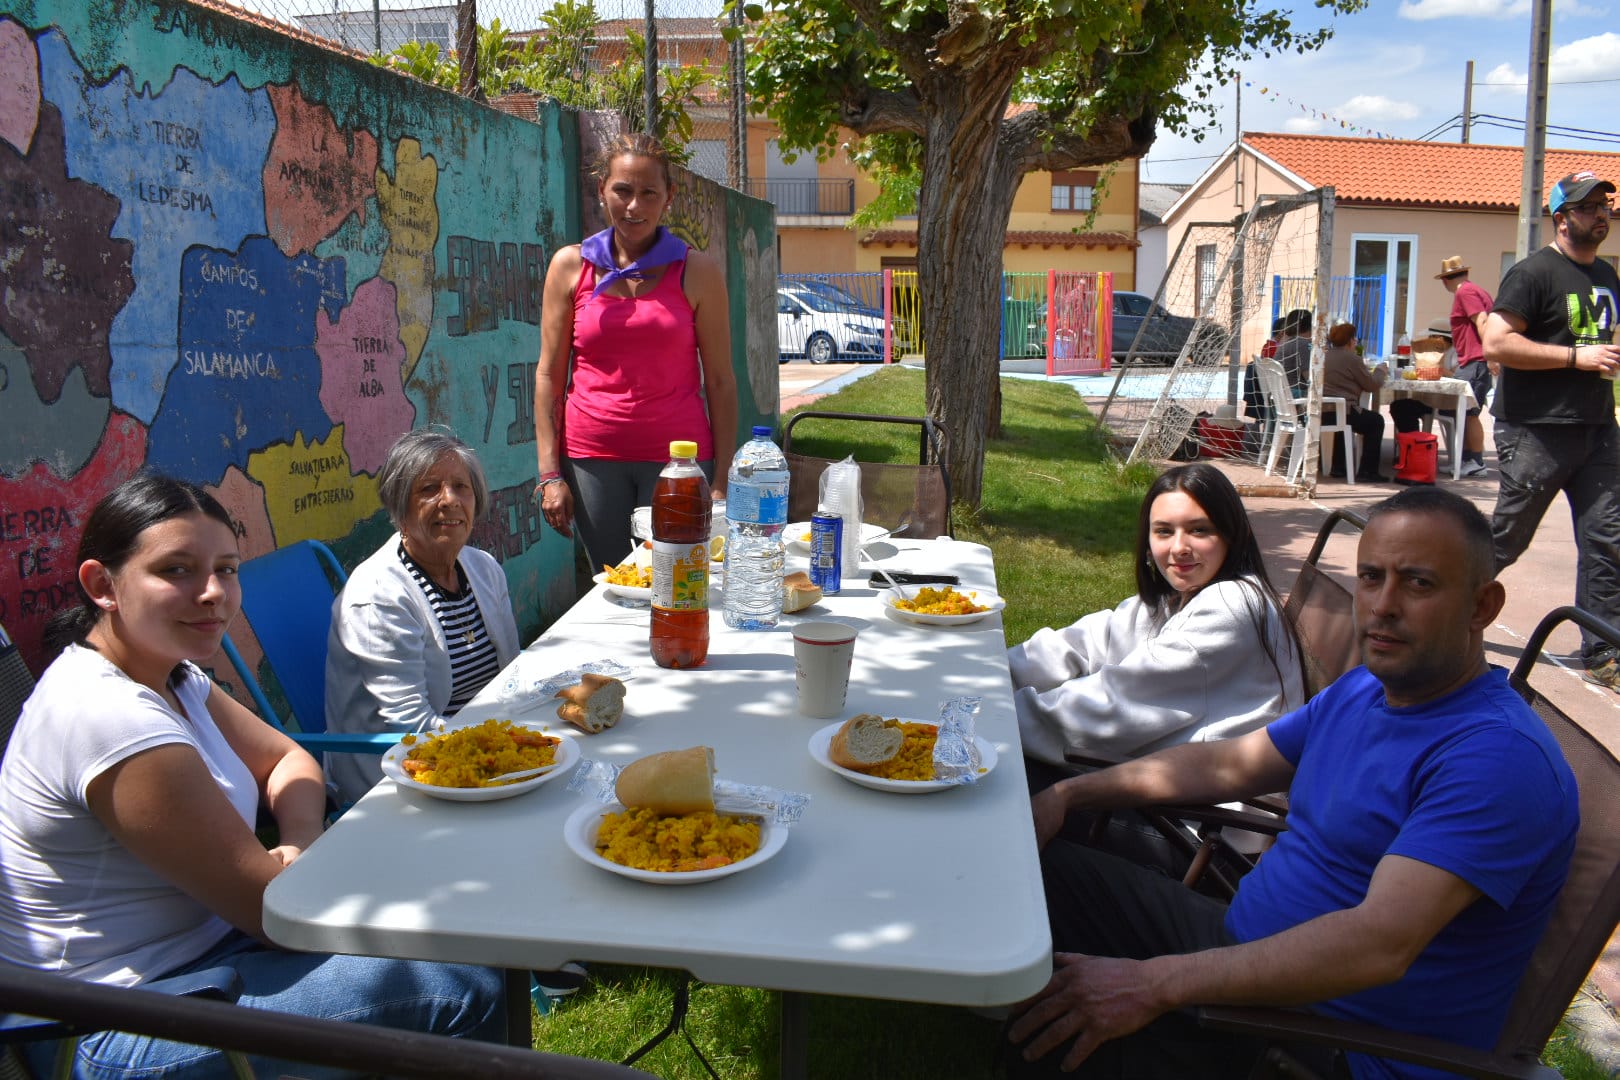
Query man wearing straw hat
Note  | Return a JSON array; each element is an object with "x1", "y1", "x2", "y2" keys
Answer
[
  {"x1": 1434, "y1": 255, "x2": 1493, "y2": 476},
  {"x1": 1483, "y1": 169, "x2": 1620, "y2": 690}
]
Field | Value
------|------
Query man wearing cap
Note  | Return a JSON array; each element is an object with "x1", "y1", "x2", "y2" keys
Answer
[
  {"x1": 1435, "y1": 256, "x2": 1494, "y2": 476},
  {"x1": 1483, "y1": 170, "x2": 1620, "y2": 689}
]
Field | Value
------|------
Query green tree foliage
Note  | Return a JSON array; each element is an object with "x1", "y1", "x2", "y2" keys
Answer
[
  {"x1": 735, "y1": 0, "x2": 1364, "y2": 506},
  {"x1": 370, "y1": 5, "x2": 717, "y2": 159}
]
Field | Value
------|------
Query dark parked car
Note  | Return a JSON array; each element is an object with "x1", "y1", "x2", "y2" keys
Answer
[
  {"x1": 1021, "y1": 290, "x2": 1217, "y2": 364},
  {"x1": 1110, "y1": 290, "x2": 1218, "y2": 363}
]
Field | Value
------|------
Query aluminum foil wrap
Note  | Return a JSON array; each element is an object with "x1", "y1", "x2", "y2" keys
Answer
[
  {"x1": 489, "y1": 658, "x2": 633, "y2": 712},
  {"x1": 568, "y1": 758, "x2": 810, "y2": 826},
  {"x1": 931, "y1": 695, "x2": 984, "y2": 785}
]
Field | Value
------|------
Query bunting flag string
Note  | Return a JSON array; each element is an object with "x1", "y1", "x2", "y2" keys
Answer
[{"x1": 1244, "y1": 81, "x2": 1401, "y2": 140}]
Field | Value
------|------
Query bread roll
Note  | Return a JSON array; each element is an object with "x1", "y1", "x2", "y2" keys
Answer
[
  {"x1": 555, "y1": 673, "x2": 626, "y2": 734},
  {"x1": 828, "y1": 714, "x2": 903, "y2": 771},
  {"x1": 615, "y1": 746, "x2": 715, "y2": 814},
  {"x1": 782, "y1": 571, "x2": 822, "y2": 614}
]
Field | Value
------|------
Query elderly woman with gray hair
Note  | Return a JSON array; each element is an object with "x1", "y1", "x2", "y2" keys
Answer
[{"x1": 325, "y1": 428, "x2": 520, "y2": 803}]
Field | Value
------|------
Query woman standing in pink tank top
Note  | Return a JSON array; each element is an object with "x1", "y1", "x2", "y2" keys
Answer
[{"x1": 533, "y1": 133, "x2": 738, "y2": 570}]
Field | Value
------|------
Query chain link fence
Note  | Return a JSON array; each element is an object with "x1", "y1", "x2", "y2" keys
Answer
[{"x1": 231, "y1": 0, "x2": 745, "y2": 183}]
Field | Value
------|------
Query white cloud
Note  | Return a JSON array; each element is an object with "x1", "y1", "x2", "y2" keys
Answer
[
  {"x1": 1478, "y1": 33, "x2": 1620, "y2": 92},
  {"x1": 1398, "y1": 0, "x2": 1529, "y2": 20},
  {"x1": 1283, "y1": 117, "x2": 1325, "y2": 133},
  {"x1": 1550, "y1": 31, "x2": 1620, "y2": 79},
  {"x1": 1335, "y1": 95, "x2": 1422, "y2": 122}
]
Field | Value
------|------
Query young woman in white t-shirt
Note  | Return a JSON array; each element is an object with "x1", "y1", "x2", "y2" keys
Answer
[{"x1": 0, "y1": 474, "x2": 503, "y2": 1079}]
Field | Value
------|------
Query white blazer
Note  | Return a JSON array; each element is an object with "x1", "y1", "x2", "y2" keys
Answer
[{"x1": 324, "y1": 534, "x2": 520, "y2": 802}]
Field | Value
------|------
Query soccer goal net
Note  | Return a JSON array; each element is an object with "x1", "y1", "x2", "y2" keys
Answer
[{"x1": 1094, "y1": 189, "x2": 1341, "y2": 496}]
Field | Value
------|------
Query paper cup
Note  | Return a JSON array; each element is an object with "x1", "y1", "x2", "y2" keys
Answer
[{"x1": 793, "y1": 621, "x2": 858, "y2": 719}]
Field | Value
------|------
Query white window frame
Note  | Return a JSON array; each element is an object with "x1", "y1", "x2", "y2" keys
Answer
[{"x1": 1350, "y1": 232, "x2": 1419, "y2": 357}]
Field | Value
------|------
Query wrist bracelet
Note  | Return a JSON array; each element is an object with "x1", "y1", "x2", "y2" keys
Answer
[
  {"x1": 533, "y1": 476, "x2": 566, "y2": 498},
  {"x1": 1569, "y1": 345, "x2": 1578, "y2": 370},
  {"x1": 538, "y1": 470, "x2": 563, "y2": 484}
]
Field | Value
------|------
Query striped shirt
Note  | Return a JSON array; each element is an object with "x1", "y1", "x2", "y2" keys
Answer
[{"x1": 397, "y1": 544, "x2": 501, "y2": 717}]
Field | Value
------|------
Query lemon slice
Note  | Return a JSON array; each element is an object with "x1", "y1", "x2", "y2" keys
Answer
[{"x1": 709, "y1": 535, "x2": 726, "y2": 561}]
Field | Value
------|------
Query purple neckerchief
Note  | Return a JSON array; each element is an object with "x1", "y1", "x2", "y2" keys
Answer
[{"x1": 581, "y1": 226, "x2": 688, "y2": 296}]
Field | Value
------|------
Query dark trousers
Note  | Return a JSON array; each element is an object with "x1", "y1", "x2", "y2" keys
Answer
[
  {"x1": 1492, "y1": 421, "x2": 1620, "y2": 662},
  {"x1": 1005, "y1": 844, "x2": 1347, "y2": 1080},
  {"x1": 1004, "y1": 843, "x2": 1250, "y2": 1079},
  {"x1": 1324, "y1": 407, "x2": 1385, "y2": 477},
  {"x1": 564, "y1": 457, "x2": 715, "y2": 574}
]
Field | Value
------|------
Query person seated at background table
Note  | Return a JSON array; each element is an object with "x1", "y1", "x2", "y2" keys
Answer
[
  {"x1": 1009, "y1": 463, "x2": 1304, "y2": 781},
  {"x1": 1388, "y1": 319, "x2": 1458, "y2": 435},
  {"x1": 1275, "y1": 308, "x2": 1313, "y2": 395},
  {"x1": 1007, "y1": 487, "x2": 1577, "y2": 1080},
  {"x1": 0, "y1": 473, "x2": 505, "y2": 1079},
  {"x1": 1322, "y1": 320, "x2": 1390, "y2": 483},
  {"x1": 1241, "y1": 316, "x2": 1289, "y2": 427},
  {"x1": 325, "y1": 428, "x2": 520, "y2": 805},
  {"x1": 533, "y1": 131, "x2": 738, "y2": 571}
]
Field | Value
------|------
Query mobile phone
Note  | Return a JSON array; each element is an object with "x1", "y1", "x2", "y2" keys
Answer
[{"x1": 867, "y1": 572, "x2": 960, "y2": 586}]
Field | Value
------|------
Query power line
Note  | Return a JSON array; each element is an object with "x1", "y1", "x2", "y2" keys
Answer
[
  {"x1": 1471, "y1": 112, "x2": 1620, "y2": 141},
  {"x1": 1468, "y1": 117, "x2": 1620, "y2": 146},
  {"x1": 1474, "y1": 77, "x2": 1620, "y2": 86}
]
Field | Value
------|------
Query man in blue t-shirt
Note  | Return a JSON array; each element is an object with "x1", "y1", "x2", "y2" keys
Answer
[{"x1": 1008, "y1": 488, "x2": 1578, "y2": 1080}]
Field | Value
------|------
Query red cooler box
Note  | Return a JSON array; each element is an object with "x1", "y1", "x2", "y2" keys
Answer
[{"x1": 1394, "y1": 431, "x2": 1438, "y2": 485}]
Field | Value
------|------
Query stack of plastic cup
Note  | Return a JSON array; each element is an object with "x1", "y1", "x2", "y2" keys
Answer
[{"x1": 821, "y1": 462, "x2": 863, "y2": 584}]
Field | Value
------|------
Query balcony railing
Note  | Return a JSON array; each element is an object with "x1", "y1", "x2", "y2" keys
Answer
[{"x1": 743, "y1": 178, "x2": 855, "y2": 216}]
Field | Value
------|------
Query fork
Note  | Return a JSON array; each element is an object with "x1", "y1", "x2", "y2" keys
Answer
[{"x1": 484, "y1": 763, "x2": 557, "y2": 785}]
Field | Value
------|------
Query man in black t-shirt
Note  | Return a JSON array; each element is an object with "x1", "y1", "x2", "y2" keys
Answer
[{"x1": 1484, "y1": 170, "x2": 1620, "y2": 688}]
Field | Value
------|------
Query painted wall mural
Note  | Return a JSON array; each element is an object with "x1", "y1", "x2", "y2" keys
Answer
[
  {"x1": 0, "y1": 0, "x2": 582, "y2": 686},
  {"x1": 0, "y1": 0, "x2": 775, "y2": 688}
]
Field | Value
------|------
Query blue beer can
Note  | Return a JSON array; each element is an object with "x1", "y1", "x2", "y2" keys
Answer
[{"x1": 809, "y1": 509, "x2": 843, "y2": 594}]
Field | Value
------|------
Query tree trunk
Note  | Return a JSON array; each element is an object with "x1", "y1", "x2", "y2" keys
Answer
[
  {"x1": 455, "y1": 0, "x2": 482, "y2": 102},
  {"x1": 914, "y1": 78, "x2": 1024, "y2": 509}
]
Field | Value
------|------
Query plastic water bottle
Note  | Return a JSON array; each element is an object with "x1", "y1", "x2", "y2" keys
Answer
[{"x1": 722, "y1": 425, "x2": 789, "y2": 630}]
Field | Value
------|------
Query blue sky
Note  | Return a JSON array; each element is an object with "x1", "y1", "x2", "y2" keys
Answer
[{"x1": 1141, "y1": 0, "x2": 1620, "y2": 185}]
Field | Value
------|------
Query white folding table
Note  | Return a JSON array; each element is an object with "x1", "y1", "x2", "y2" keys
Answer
[{"x1": 263, "y1": 537, "x2": 1051, "y2": 1076}]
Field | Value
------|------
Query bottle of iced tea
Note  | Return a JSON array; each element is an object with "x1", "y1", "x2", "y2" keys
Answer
[{"x1": 650, "y1": 440, "x2": 711, "y2": 668}]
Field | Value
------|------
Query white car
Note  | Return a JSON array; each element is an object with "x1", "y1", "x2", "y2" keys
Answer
[{"x1": 777, "y1": 287, "x2": 888, "y2": 363}]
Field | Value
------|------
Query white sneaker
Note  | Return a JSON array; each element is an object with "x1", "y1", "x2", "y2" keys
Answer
[{"x1": 1461, "y1": 459, "x2": 1489, "y2": 477}]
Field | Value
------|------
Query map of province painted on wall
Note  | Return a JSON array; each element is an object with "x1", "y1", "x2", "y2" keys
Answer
[{"x1": 0, "y1": 20, "x2": 447, "y2": 669}]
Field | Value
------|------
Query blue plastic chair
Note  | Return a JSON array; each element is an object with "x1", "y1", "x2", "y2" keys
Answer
[{"x1": 220, "y1": 541, "x2": 395, "y2": 755}]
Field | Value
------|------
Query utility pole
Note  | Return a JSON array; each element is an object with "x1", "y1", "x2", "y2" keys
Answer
[
  {"x1": 643, "y1": 0, "x2": 658, "y2": 137},
  {"x1": 1234, "y1": 78, "x2": 1243, "y2": 209},
  {"x1": 1462, "y1": 60, "x2": 1473, "y2": 144},
  {"x1": 1517, "y1": 0, "x2": 1552, "y2": 259},
  {"x1": 727, "y1": 0, "x2": 747, "y2": 189}
]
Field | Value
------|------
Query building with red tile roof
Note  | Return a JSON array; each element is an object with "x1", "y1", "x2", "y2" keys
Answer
[{"x1": 1154, "y1": 132, "x2": 1620, "y2": 357}]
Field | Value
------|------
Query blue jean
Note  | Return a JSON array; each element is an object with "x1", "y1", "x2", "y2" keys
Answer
[
  {"x1": 1492, "y1": 420, "x2": 1620, "y2": 662},
  {"x1": 25, "y1": 931, "x2": 506, "y2": 1080}
]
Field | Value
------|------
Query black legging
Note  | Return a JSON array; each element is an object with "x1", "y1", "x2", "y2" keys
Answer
[{"x1": 1324, "y1": 406, "x2": 1385, "y2": 477}]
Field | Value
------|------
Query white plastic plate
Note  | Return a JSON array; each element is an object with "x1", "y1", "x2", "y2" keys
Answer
[
  {"x1": 881, "y1": 587, "x2": 1006, "y2": 626},
  {"x1": 807, "y1": 720, "x2": 997, "y2": 793},
  {"x1": 380, "y1": 723, "x2": 580, "y2": 802},
  {"x1": 562, "y1": 801, "x2": 788, "y2": 884},
  {"x1": 785, "y1": 521, "x2": 889, "y2": 555}
]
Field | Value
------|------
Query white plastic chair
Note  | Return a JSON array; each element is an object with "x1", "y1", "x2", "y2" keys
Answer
[
  {"x1": 1318, "y1": 396, "x2": 1358, "y2": 486},
  {"x1": 1421, "y1": 411, "x2": 1458, "y2": 472},
  {"x1": 1256, "y1": 357, "x2": 1307, "y2": 482}
]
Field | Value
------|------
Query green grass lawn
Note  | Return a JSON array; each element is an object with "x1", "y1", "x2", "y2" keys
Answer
[{"x1": 534, "y1": 366, "x2": 1600, "y2": 1078}]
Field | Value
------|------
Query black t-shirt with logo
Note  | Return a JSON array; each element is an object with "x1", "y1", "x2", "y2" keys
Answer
[{"x1": 1492, "y1": 245, "x2": 1620, "y2": 425}]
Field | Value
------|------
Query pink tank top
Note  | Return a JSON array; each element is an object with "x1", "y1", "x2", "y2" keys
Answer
[{"x1": 564, "y1": 258, "x2": 713, "y2": 462}]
